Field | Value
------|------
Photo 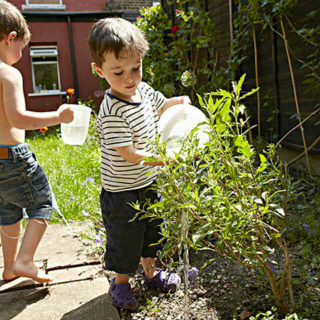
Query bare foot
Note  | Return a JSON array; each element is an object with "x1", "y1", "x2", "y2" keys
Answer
[
  {"x1": 12, "y1": 260, "x2": 52, "y2": 283},
  {"x1": 2, "y1": 262, "x2": 44, "y2": 281},
  {"x1": 2, "y1": 269, "x2": 18, "y2": 282}
]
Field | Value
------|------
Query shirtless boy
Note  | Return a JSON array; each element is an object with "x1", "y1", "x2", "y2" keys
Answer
[{"x1": 0, "y1": 1, "x2": 74, "y2": 283}]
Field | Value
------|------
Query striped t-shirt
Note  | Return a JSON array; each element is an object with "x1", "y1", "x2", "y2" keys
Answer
[{"x1": 96, "y1": 82, "x2": 166, "y2": 192}]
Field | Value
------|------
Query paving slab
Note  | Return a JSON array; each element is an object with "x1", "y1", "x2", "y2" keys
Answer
[
  {"x1": 48, "y1": 264, "x2": 104, "y2": 285},
  {"x1": 0, "y1": 278, "x2": 120, "y2": 320},
  {"x1": 0, "y1": 222, "x2": 91, "y2": 269},
  {"x1": 0, "y1": 277, "x2": 37, "y2": 292},
  {"x1": 0, "y1": 263, "x2": 104, "y2": 291}
]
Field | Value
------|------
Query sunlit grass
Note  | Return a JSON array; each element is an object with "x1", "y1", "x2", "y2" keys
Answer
[{"x1": 27, "y1": 118, "x2": 101, "y2": 223}]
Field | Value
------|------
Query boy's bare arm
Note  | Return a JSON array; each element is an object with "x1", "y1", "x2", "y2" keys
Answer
[
  {"x1": 158, "y1": 95, "x2": 191, "y2": 116},
  {"x1": 2, "y1": 67, "x2": 73, "y2": 130},
  {"x1": 116, "y1": 145, "x2": 166, "y2": 166}
]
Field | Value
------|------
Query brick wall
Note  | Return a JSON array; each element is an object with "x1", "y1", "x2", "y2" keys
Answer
[
  {"x1": 106, "y1": 0, "x2": 154, "y2": 11},
  {"x1": 13, "y1": 0, "x2": 157, "y2": 12}
]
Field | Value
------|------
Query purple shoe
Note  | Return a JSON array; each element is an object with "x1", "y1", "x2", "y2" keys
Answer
[
  {"x1": 108, "y1": 278, "x2": 139, "y2": 311},
  {"x1": 143, "y1": 268, "x2": 181, "y2": 293}
]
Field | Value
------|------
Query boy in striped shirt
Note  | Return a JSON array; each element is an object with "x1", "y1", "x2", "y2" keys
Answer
[{"x1": 89, "y1": 17, "x2": 191, "y2": 310}]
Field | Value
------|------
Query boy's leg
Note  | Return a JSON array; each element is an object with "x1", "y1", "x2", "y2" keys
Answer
[
  {"x1": 115, "y1": 273, "x2": 129, "y2": 284},
  {"x1": 1, "y1": 221, "x2": 21, "y2": 281},
  {"x1": 140, "y1": 187, "x2": 181, "y2": 292},
  {"x1": 12, "y1": 218, "x2": 52, "y2": 283},
  {"x1": 141, "y1": 257, "x2": 157, "y2": 279}
]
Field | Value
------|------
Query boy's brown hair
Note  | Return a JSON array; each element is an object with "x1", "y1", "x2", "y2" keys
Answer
[
  {"x1": 0, "y1": 0, "x2": 31, "y2": 45},
  {"x1": 88, "y1": 17, "x2": 149, "y2": 68}
]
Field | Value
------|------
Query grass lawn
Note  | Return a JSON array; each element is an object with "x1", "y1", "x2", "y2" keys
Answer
[{"x1": 27, "y1": 119, "x2": 101, "y2": 224}]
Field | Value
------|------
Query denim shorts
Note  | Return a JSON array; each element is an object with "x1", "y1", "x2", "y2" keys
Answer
[
  {"x1": 0, "y1": 144, "x2": 56, "y2": 226},
  {"x1": 100, "y1": 184, "x2": 163, "y2": 274}
]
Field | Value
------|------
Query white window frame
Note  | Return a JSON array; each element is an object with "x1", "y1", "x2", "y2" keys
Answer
[
  {"x1": 22, "y1": 0, "x2": 66, "y2": 11},
  {"x1": 28, "y1": 46, "x2": 65, "y2": 97}
]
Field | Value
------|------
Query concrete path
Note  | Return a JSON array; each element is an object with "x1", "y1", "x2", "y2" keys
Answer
[{"x1": 0, "y1": 223, "x2": 120, "y2": 320}]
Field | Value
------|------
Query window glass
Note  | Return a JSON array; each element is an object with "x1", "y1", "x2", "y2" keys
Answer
[
  {"x1": 30, "y1": 47, "x2": 61, "y2": 93},
  {"x1": 28, "y1": 0, "x2": 61, "y2": 4},
  {"x1": 33, "y1": 63, "x2": 59, "y2": 91}
]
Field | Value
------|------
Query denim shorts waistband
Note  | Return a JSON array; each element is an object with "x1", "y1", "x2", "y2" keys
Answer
[
  {"x1": 0, "y1": 144, "x2": 30, "y2": 161},
  {"x1": 0, "y1": 144, "x2": 19, "y2": 147}
]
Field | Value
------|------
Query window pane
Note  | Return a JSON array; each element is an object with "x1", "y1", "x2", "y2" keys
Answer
[
  {"x1": 34, "y1": 64, "x2": 59, "y2": 91},
  {"x1": 32, "y1": 56, "x2": 57, "y2": 63},
  {"x1": 29, "y1": 0, "x2": 60, "y2": 4}
]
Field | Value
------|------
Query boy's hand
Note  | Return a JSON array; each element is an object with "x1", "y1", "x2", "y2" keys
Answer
[
  {"x1": 159, "y1": 96, "x2": 192, "y2": 116},
  {"x1": 58, "y1": 104, "x2": 74, "y2": 123},
  {"x1": 174, "y1": 95, "x2": 192, "y2": 105}
]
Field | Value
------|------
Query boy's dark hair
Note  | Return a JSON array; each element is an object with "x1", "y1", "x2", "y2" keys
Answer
[
  {"x1": 88, "y1": 17, "x2": 149, "y2": 68},
  {"x1": 0, "y1": 0, "x2": 31, "y2": 45}
]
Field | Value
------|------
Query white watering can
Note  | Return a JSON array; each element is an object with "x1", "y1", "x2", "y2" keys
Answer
[
  {"x1": 61, "y1": 104, "x2": 91, "y2": 145},
  {"x1": 158, "y1": 104, "x2": 210, "y2": 157}
]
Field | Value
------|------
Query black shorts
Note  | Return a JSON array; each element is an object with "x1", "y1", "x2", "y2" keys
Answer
[{"x1": 100, "y1": 184, "x2": 163, "y2": 274}]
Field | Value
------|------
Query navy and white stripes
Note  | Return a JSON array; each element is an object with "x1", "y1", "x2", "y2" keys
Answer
[{"x1": 97, "y1": 82, "x2": 166, "y2": 192}]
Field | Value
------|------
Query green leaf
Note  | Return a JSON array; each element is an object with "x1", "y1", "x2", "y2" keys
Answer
[
  {"x1": 234, "y1": 135, "x2": 244, "y2": 147},
  {"x1": 239, "y1": 88, "x2": 259, "y2": 101},
  {"x1": 253, "y1": 197, "x2": 263, "y2": 205},
  {"x1": 237, "y1": 74, "x2": 246, "y2": 96},
  {"x1": 197, "y1": 94, "x2": 204, "y2": 107},
  {"x1": 192, "y1": 233, "x2": 203, "y2": 243},
  {"x1": 220, "y1": 98, "x2": 231, "y2": 122},
  {"x1": 276, "y1": 208, "x2": 285, "y2": 216}
]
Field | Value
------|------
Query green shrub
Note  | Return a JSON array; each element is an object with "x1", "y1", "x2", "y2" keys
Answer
[
  {"x1": 248, "y1": 308, "x2": 308, "y2": 320},
  {"x1": 137, "y1": 75, "x2": 294, "y2": 314},
  {"x1": 136, "y1": 1, "x2": 230, "y2": 103}
]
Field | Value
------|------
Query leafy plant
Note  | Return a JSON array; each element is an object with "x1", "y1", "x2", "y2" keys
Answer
[
  {"x1": 136, "y1": 1, "x2": 230, "y2": 103},
  {"x1": 248, "y1": 307, "x2": 307, "y2": 320},
  {"x1": 136, "y1": 75, "x2": 294, "y2": 314}
]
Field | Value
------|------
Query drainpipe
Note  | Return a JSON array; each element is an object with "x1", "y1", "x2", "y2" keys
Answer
[{"x1": 67, "y1": 15, "x2": 79, "y2": 101}]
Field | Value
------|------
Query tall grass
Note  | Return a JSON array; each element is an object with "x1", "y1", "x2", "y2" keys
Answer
[{"x1": 27, "y1": 118, "x2": 101, "y2": 224}]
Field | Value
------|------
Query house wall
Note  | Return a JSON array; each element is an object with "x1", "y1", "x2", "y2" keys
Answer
[
  {"x1": 114, "y1": 0, "x2": 153, "y2": 11},
  {"x1": 12, "y1": 0, "x2": 154, "y2": 12},
  {"x1": 8, "y1": 0, "x2": 153, "y2": 113},
  {"x1": 14, "y1": 20, "x2": 100, "y2": 112},
  {"x1": 15, "y1": 21, "x2": 76, "y2": 112}
]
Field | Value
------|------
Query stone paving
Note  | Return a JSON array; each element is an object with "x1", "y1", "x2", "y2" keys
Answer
[{"x1": 0, "y1": 223, "x2": 120, "y2": 320}]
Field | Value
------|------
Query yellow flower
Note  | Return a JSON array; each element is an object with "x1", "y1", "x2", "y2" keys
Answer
[
  {"x1": 40, "y1": 127, "x2": 48, "y2": 134},
  {"x1": 67, "y1": 88, "x2": 75, "y2": 95}
]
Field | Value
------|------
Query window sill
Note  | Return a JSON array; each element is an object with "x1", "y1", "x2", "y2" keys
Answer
[
  {"x1": 28, "y1": 91, "x2": 66, "y2": 97},
  {"x1": 22, "y1": 4, "x2": 66, "y2": 11}
]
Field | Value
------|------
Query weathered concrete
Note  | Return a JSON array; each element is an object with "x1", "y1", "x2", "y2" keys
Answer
[
  {"x1": 0, "y1": 223, "x2": 120, "y2": 320},
  {"x1": 0, "y1": 223, "x2": 90, "y2": 269},
  {"x1": 0, "y1": 278, "x2": 120, "y2": 320}
]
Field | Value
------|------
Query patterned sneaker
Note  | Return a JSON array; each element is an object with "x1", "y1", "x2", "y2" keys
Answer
[
  {"x1": 143, "y1": 268, "x2": 181, "y2": 293},
  {"x1": 108, "y1": 278, "x2": 139, "y2": 310}
]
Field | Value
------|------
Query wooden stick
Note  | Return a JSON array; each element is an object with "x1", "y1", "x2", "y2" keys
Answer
[
  {"x1": 229, "y1": 0, "x2": 234, "y2": 46},
  {"x1": 288, "y1": 135, "x2": 320, "y2": 166},
  {"x1": 252, "y1": 24, "x2": 261, "y2": 139},
  {"x1": 46, "y1": 260, "x2": 101, "y2": 272},
  {"x1": 276, "y1": 108, "x2": 320, "y2": 148},
  {"x1": 280, "y1": 17, "x2": 311, "y2": 174}
]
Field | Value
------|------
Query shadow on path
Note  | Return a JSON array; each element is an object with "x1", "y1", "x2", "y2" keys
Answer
[
  {"x1": 61, "y1": 293, "x2": 118, "y2": 320},
  {"x1": 1, "y1": 287, "x2": 49, "y2": 320}
]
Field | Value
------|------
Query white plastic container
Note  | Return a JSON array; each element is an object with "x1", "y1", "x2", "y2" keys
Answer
[
  {"x1": 158, "y1": 104, "x2": 210, "y2": 157},
  {"x1": 61, "y1": 104, "x2": 91, "y2": 145}
]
